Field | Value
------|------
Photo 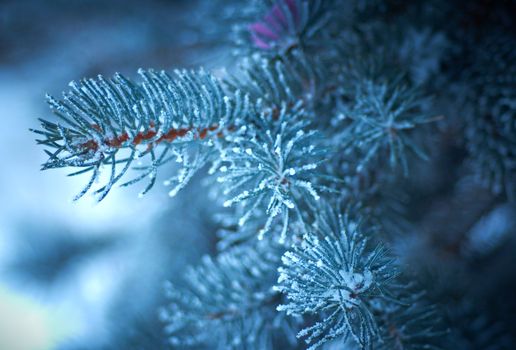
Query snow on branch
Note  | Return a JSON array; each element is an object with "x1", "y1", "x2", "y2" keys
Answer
[{"x1": 33, "y1": 69, "x2": 248, "y2": 201}]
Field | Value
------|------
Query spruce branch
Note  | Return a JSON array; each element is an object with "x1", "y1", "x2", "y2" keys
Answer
[
  {"x1": 217, "y1": 100, "x2": 335, "y2": 243},
  {"x1": 32, "y1": 69, "x2": 247, "y2": 201},
  {"x1": 372, "y1": 290, "x2": 445, "y2": 350},
  {"x1": 225, "y1": 53, "x2": 321, "y2": 109},
  {"x1": 333, "y1": 78, "x2": 435, "y2": 176},
  {"x1": 161, "y1": 241, "x2": 300, "y2": 349},
  {"x1": 275, "y1": 204, "x2": 400, "y2": 349}
]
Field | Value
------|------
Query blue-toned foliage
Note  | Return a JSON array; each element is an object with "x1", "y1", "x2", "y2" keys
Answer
[
  {"x1": 372, "y1": 290, "x2": 444, "y2": 350},
  {"x1": 335, "y1": 23, "x2": 449, "y2": 87},
  {"x1": 161, "y1": 241, "x2": 300, "y2": 349},
  {"x1": 321, "y1": 291, "x2": 444, "y2": 350},
  {"x1": 217, "y1": 101, "x2": 334, "y2": 242},
  {"x1": 275, "y1": 205, "x2": 400, "y2": 349},
  {"x1": 224, "y1": 53, "x2": 324, "y2": 109},
  {"x1": 332, "y1": 78, "x2": 434, "y2": 176},
  {"x1": 460, "y1": 33, "x2": 516, "y2": 200},
  {"x1": 33, "y1": 69, "x2": 247, "y2": 201}
]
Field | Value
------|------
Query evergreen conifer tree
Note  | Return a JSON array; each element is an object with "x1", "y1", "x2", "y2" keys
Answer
[{"x1": 31, "y1": 1, "x2": 516, "y2": 348}]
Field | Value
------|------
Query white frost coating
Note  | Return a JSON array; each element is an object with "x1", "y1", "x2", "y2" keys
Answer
[
  {"x1": 278, "y1": 270, "x2": 288, "y2": 283},
  {"x1": 279, "y1": 211, "x2": 289, "y2": 244},
  {"x1": 347, "y1": 221, "x2": 358, "y2": 233},
  {"x1": 223, "y1": 190, "x2": 250, "y2": 207},
  {"x1": 284, "y1": 252, "x2": 299, "y2": 264},
  {"x1": 295, "y1": 180, "x2": 320, "y2": 201},
  {"x1": 286, "y1": 140, "x2": 295, "y2": 153},
  {"x1": 282, "y1": 198, "x2": 295, "y2": 209},
  {"x1": 339, "y1": 269, "x2": 373, "y2": 292},
  {"x1": 168, "y1": 168, "x2": 189, "y2": 197},
  {"x1": 300, "y1": 163, "x2": 318, "y2": 171},
  {"x1": 168, "y1": 187, "x2": 181, "y2": 197}
]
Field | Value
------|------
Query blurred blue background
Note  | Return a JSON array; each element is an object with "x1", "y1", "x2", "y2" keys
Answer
[{"x1": 0, "y1": 1, "x2": 226, "y2": 348}]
